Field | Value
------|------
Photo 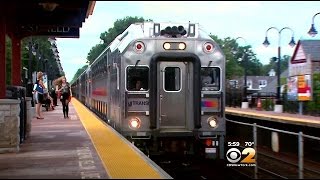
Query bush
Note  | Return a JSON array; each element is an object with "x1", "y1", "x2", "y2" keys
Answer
[{"x1": 262, "y1": 99, "x2": 274, "y2": 111}]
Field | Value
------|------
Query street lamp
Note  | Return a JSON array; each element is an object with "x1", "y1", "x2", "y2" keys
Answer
[
  {"x1": 36, "y1": 52, "x2": 42, "y2": 71},
  {"x1": 26, "y1": 41, "x2": 37, "y2": 98},
  {"x1": 234, "y1": 37, "x2": 249, "y2": 109},
  {"x1": 262, "y1": 27, "x2": 296, "y2": 113},
  {"x1": 308, "y1": 12, "x2": 320, "y2": 37},
  {"x1": 43, "y1": 59, "x2": 48, "y2": 73},
  {"x1": 25, "y1": 40, "x2": 39, "y2": 107}
]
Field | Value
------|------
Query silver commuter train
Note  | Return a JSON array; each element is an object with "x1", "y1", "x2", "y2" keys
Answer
[{"x1": 72, "y1": 22, "x2": 226, "y2": 159}]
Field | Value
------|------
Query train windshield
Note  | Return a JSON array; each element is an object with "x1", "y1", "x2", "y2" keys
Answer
[
  {"x1": 164, "y1": 67, "x2": 181, "y2": 91},
  {"x1": 201, "y1": 67, "x2": 220, "y2": 91},
  {"x1": 126, "y1": 66, "x2": 149, "y2": 91}
]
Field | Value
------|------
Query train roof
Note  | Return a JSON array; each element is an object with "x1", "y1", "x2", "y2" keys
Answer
[
  {"x1": 74, "y1": 22, "x2": 216, "y2": 84},
  {"x1": 109, "y1": 21, "x2": 213, "y2": 53},
  {"x1": 89, "y1": 21, "x2": 215, "y2": 71}
]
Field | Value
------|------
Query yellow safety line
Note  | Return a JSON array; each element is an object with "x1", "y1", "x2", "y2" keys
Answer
[
  {"x1": 71, "y1": 98, "x2": 163, "y2": 179},
  {"x1": 225, "y1": 108, "x2": 320, "y2": 127}
]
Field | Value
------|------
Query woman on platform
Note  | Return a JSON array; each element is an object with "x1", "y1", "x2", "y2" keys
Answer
[
  {"x1": 55, "y1": 76, "x2": 72, "y2": 118},
  {"x1": 33, "y1": 71, "x2": 45, "y2": 119}
]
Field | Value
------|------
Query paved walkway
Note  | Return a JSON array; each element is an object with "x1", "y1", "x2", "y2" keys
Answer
[
  {"x1": 0, "y1": 101, "x2": 108, "y2": 179},
  {"x1": 225, "y1": 107, "x2": 320, "y2": 128}
]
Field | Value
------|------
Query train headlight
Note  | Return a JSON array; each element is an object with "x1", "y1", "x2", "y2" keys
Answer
[
  {"x1": 163, "y1": 42, "x2": 171, "y2": 50},
  {"x1": 129, "y1": 117, "x2": 141, "y2": 129},
  {"x1": 203, "y1": 42, "x2": 214, "y2": 53},
  {"x1": 207, "y1": 117, "x2": 218, "y2": 128},
  {"x1": 178, "y1": 43, "x2": 186, "y2": 50},
  {"x1": 163, "y1": 42, "x2": 186, "y2": 50}
]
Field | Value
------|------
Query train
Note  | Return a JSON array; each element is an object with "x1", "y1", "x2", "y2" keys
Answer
[{"x1": 71, "y1": 21, "x2": 226, "y2": 159}]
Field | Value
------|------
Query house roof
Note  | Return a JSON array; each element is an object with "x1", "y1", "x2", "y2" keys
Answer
[
  {"x1": 248, "y1": 76, "x2": 275, "y2": 90},
  {"x1": 259, "y1": 69, "x2": 288, "y2": 93},
  {"x1": 291, "y1": 39, "x2": 320, "y2": 62},
  {"x1": 229, "y1": 75, "x2": 276, "y2": 91}
]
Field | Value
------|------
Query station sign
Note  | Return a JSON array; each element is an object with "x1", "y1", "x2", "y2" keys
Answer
[{"x1": 20, "y1": 25, "x2": 80, "y2": 38}]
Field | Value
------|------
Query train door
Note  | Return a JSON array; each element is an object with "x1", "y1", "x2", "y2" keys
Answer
[{"x1": 159, "y1": 61, "x2": 188, "y2": 128}]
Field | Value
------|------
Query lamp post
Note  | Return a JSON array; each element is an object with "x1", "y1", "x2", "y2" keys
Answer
[
  {"x1": 308, "y1": 12, "x2": 320, "y2": 37},
  {"x1": 43, "y1": 59, "x2": 48, "y2": 73},
  {"x1": 26, "y1": 40, "x2": 39, "y2": 107},
  {"x1": 26, "y1": 41, "x2": 35, "y2": 98},
  {"x1": 262, "y1": 27, "x2": 296, "y2": 113},
  {"x1": 234, "y1": 37, "x2": 249, "y2": 109}
]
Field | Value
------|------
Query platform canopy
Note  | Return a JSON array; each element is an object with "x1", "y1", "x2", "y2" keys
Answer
[{"x1": 2, "y1": 0, "x2": 95, "y2": 38}]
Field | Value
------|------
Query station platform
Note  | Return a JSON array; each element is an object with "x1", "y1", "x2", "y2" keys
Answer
[
  {"x1": 0, "y1": 98, "x2": 171, "y2": 179},
  {"x1": 225, "y1": 107, "x2": 320, "y2": 128}
]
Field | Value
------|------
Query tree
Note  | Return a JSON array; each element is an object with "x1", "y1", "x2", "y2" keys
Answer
[
  {"x1": 261, "y1": 55, "x2": 290, "y2": 76},
  {"x1": 70, "y1": 65, "x2": 88, "y2": 84},
  {"x1": 20, "y1": 36, "x2": 62, "y2": 82},
  {"x1": 210, "y1": 35, "x2": 263, "y2": 79},
  {"x1": 86, "y1": 43, "x2": 107, "y2": 64},
  {"x1": 305, "y1": 72, "x2": 320, "y2": 115},
  {"x1": 6, "y1": 36, "x2": 12, "y2": 85},
  {"x1": 100, "y1": 16, "x2": 148, "y2": 45},
  {"x1": 6, "y1": 36, "x2": 60, "y2": 85},
  {"x1": 86, "y1": 16, "x2": 150, "y2": 65}
]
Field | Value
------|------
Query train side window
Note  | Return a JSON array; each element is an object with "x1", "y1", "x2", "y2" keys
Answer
[
  {"x1": 201, "y1": 67, "x2": 220, "y2": 91},
  {"x1": 164, "y1": 67, "x2": 181, "y2": 91},
  {"x1": 126, "y1": 66, "x2": 149, "y2": 91}
]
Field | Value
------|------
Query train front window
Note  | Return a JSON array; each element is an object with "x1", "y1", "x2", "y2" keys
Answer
[
  {"x1": 201, "y1": 67, "x2": 220, "y2": 91},
  {"x1": 126, "y1": 66, "x2": 149, "y2": 91},
  {"x1": 164, "y1": 67, "x2": 181, "y2": 91}
]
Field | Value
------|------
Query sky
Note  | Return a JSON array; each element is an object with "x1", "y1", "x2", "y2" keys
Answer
[{"x1": 55, "y1": 1, "x2": 320, "y2": 81}]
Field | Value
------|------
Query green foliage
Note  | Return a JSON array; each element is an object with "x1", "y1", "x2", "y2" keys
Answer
[
  {"x1": 226, "y1": 59, "x2": 244, "y2": 78},
  {"x1": 21, "y1": 36, "x2": 62, "y2": 80},
  {"x1": 4, "y1": 36, "x2": 61, "y2": 86},
  {"x1": 70, "y1": 65, "x2": 88, "y2": 84},
  {"x1": 86, "y1": 43, "x2": 107, "y2": 64},
  {"x1": 305, "y1": 73, "x2": 320, "y2": 115},
  {"x1": 302, "y1": 73, "x2": 320, "y2": 115},
  {"x1": 86, "y1": 16, "x2": 150, "y2": 65},
  {"x1": 6, "y1": 36, "x2": 12, "y2": 85},
  {"x1": 100, "y1": 16, "x2": 147, "y2": 45},
  {"x1": 75, "y1": 16, "x2": 152, "y2": 81},
  {"x1": 313, "y1": 73, "x2": 320, "y2": 93},
  {"x1": 261, "y1": 55, "x2": 290, "y2": 76},
  {"x1": 75, "y1": 17, "x2": 294, "y2": 88},
  {"x1": 262, "y1": 99, "x2": 274, "y2": 111},
  {"x1": 210, "y1": 35, "x2": 263, "y2": 80}
]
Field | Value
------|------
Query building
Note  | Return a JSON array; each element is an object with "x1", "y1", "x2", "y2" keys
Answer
[
  {"x1": 290, "y1": 39, "x2": 320, "y2": 76},
  {"x1": 288, "y1": 39, "x2": 320, "y2": 101},
  {"x1": 228, "y1": 69, "x2": 279, "y2": 97}
]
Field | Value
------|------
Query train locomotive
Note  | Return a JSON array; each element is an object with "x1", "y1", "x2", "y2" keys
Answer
[{"x1": 72, "y1": 22, "x2": 226, "y2": 159}]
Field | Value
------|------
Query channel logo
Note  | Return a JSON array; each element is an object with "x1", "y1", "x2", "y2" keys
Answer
[{"x1": 226, "y1": 142, "x2": 256, "y2": 166}]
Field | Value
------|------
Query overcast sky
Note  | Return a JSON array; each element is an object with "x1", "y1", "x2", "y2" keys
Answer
[{"x1": 55, "y1": 1, "x2": 320, "y2": 81}]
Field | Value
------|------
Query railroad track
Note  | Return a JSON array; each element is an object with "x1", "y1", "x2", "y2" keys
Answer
[
  {"x1": 150, "y1": 153, "x2": 249, "y2": 179},
  {"x1": 225, "y1": 145, "x2": 320, "y2": 179},
  {"x1": 225, "y1": 115, "x2": 320, "y2": 179}
]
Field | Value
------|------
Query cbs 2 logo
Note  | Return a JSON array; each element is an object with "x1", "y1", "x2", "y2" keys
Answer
[{"x1": 226, "y1": 147, "x2": 256, "y2": 163}]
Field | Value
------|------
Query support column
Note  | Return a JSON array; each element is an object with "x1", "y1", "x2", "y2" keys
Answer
[
  {"x1": 11, "y1": 36, "x2": 21, "y2": 86},
  {"x1": 0, "y1": 15, "x2": 6, "y2": 98},
  {"x1": 0, "y1": 99, "x2": 21, "y2": 153}
]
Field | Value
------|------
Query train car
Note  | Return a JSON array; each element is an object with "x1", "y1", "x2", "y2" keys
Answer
[{"x1": 72, "y1": 21, "x2": 226, "y2": 159}]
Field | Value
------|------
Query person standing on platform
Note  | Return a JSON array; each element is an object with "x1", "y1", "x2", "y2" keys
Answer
[
  {"x1": 33, "y1": 71, "x2": 46, "y2": 119},
  {"x1": 55, "y1": 76, "x2": 72, "y2": 119}
]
